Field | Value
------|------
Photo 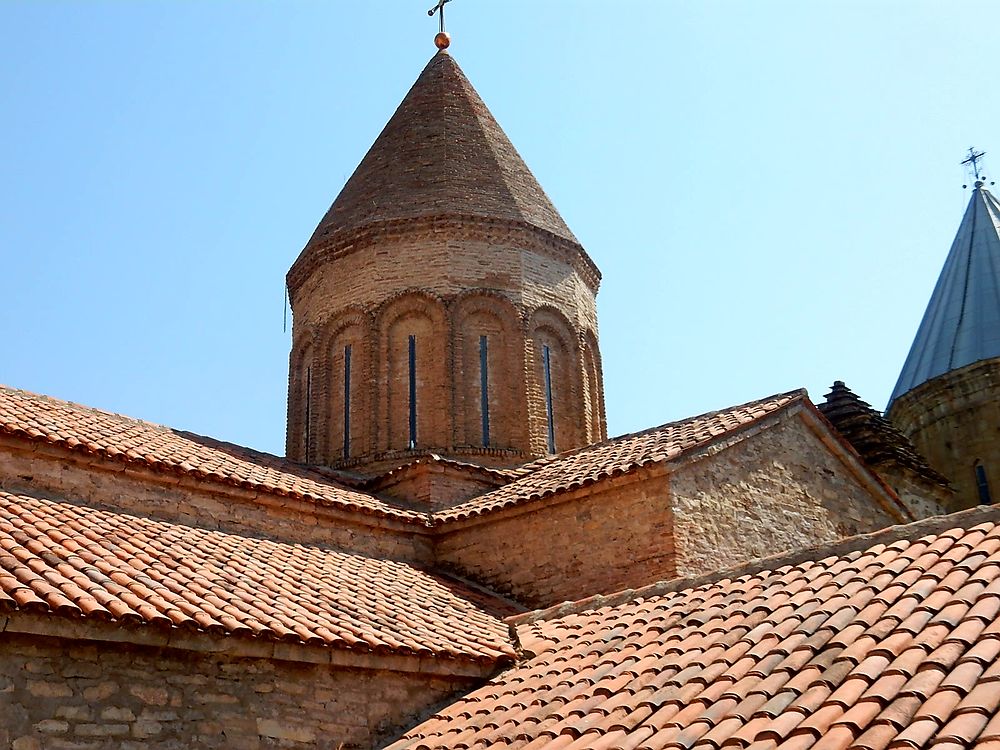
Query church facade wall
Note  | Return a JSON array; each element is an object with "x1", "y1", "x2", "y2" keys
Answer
[
  {"x1": 888, "y1": 358, "x2": 1000, "y2": 512},
  {"x1": 0, "y1": 441, "x2": 433, "y2": 564},
  {"x1": 433, "y1": 413, "x2": 906, "y2": 609},
  {"x1": 0, "y1": 631, "x2": 470, "y2": 750},
  {"x1": 669, "y1": 414, "x2": 904, "y2": 578},
  {"x1": 434, "y1": 467, "x2": 678, "y2": 609}
]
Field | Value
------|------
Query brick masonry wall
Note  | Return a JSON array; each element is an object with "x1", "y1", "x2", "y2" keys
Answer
[
  {"x1": 286, "y1": 222, "x2": 605, "y2": 470},
  {"x1": 669, "y1": 416, "x2": 902, "y2": 578},
  {"x1": 0, "y1": 442, "x2": 433, "y2": 564},
  {"x1": 888, "y1": 358, "x2": 1000, "y2": 512},
  {"x1": 434, "y1": 414, "x2": 905, "y2": 609},
  {"x1": 0, "y1": 632, "x2": 470, "y2": 750},
  {"x1": 434, "y1": 467, "x2": 677, "y2": 609}
]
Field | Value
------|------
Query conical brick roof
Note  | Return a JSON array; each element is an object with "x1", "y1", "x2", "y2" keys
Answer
[
  {"x1": 302, "y1": 51, "x2": 578, "y2": 255},
  {"x1": 889, "y1": 183, "x2": 1000, "y2": 406}
]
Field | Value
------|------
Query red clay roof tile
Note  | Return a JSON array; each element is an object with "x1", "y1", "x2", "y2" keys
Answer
[
  {"x1": 432, "y1": 390, "x2": 807, "y2": 523},
  {"x1": 0, "y1": 385, "x2": 420, "y2": 520},
  {"x1": 0, "y1": 489, "x2": 515, "y2": 662},
  {"x1": 388, "y1": 507, "x2": 1000, "y2": 749}
]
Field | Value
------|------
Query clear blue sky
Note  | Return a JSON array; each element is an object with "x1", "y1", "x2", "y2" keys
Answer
[{"x1": 3, "y1": 1, "x2": 998, "y2": 457}]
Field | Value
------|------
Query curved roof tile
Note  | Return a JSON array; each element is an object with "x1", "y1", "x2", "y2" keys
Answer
[{"x1": 0, "y1": 490, "x2": 515, "y2": 662}]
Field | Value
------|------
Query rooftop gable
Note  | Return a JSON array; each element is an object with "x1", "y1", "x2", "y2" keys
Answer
[
  {"x1": 390, "y1": 505, "x2": 1000, "y2": 749},
  {"x1": 432, "y1": 389, "x2": 807, "y2": 523}
]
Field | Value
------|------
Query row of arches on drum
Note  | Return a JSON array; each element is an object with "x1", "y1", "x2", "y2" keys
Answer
[{"x1": 286, "y1": 291, "x2": 605, "y2": 466}]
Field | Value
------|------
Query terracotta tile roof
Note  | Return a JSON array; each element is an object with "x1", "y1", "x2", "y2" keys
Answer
[
  {"x1": 0, "y1": 489, "x2": 516, "y2": 662},
  {"x1": 389, "y1": 506, "x2": 1000, "y2": 749},
  {"x1": 0, "y1": 385, "x2": 420, "y2": 521},
  {"x1": 432, "y1": 390, "x2": 806, "y2": 523}
]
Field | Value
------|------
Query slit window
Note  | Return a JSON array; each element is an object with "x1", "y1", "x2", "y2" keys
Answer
[
  {"x1": 479, "y1": 335, "x2": 490, "y2": 447},
  {"x1": 304, "y1": 364, "x2": 312, "y2": 460},
  {"x1": 408, "y1": 335, "x2": 417, "y2": 449},
  {"x1": 543, "y1": 344, "x2": 555, "y2": 454},
  {"x1": 343, "y1": 344, "x2": 352, "y2": 459},
  {"x1": 976, "y1": 463, "x2": 992, "y2": 505}
]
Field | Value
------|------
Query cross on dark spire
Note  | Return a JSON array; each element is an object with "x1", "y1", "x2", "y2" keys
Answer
[
  {"x1": 428, "y1": 0, "x2": 453, "y2": 34},
  {"x1": 962, "y1": 147, "x2": 986, "y2": 180}
]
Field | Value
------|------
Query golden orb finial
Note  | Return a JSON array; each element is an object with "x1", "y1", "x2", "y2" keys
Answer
[{"x1": 434, "y1": 31, "x2": 451, "y2": 50}]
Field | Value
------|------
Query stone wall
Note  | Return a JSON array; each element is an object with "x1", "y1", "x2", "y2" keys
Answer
[
  {"x1": 669, "y1": 414, "x2": 904, "y2": 577},
  {"x1": 888, "y1": 358, "x2": 1000, "y2": 511},
  {"x1": 0, "y1": 440, "x2": 432, "y2": 564},
  {"x1": 435, "y1": 467, "x2": 677, "y2": 609},
  {"x1": 434, "y1": 412, "x2": 906, "y2": 609},
  {"x1": 0, "y1": 630, "x2": 472, "y2": 750}
]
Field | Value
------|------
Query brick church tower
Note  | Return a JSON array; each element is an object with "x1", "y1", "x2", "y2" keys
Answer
[
  {"x1": 887, "y1": 175, "x2": 1000, "y2": 510},
  {"x1": 285, "y1": 50, "x2": 606, "y2": 471}
]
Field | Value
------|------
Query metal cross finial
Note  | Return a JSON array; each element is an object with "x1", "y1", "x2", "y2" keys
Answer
[
  {"x1": 962, "y1": 147, "x2": 987, "y2": 180},
  {"x1": 428, "y1": 0, "x2": 453, "y2": 34}
]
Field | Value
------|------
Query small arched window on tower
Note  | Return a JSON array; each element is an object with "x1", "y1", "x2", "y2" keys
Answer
[{"x1": 975, "y1": 461, "x2": 993, "y2": 505}]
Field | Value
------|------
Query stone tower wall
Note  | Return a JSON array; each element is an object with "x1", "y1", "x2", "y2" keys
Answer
[
  {"x1": 286, "y1": 220, "x2": 605, "y2": 469},
  {"x1": 888, "y1": 358, "x2": 1000, "y2": 510}
]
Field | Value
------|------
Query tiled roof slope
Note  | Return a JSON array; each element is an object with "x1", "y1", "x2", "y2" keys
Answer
[
  {"x1": 295, "y1": 51, "x2": 578, "y2": 264},
  {"x1": 433, "y1": 390, "x2": 806, "y2": 522},
  {"x1": 389, "y1": 506, "x2": 1000, "y2": 749},
  {"x1": 0, "y1": 490, "x2": 515, "y2": 662},
  {"x1": 889, "y1": 183, "x2": 1000, "y2": 406},
  {"x1": 819, "y1": 381, "x2": 951, "y2": 487},
  {"x1": 0, "y1": 385, "x2": 419, "y2": 520}
]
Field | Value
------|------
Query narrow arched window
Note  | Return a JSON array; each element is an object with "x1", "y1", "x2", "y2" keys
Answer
[
  {"x1": 975, "y1": 462, "x2": 992, "y2": 505},
  {"x1": 543, "y1": 344, "x2": 556, "y2": 454},
  {"x1": 479, "y1": 335, "x2": 490, "y2": 447},
  {"x1": 408, "y1": 334, "x2": 417, "y2": 449}
]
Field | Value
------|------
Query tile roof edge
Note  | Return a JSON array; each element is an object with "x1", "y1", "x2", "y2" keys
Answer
[
  {"x1": 363, "y1": 454, "x2": 517, "y2": 489},
  {"x1": 0, "y1": 612, "x2": 501, "y2": 678},
  {"x1": 508, "y1": 504, "x2": 1000, "y2": 626},
  {"x1": 430, "y1": 388, "x2": 810, "y2": 525},
  {"x1": 0, "y1": 385, "x2": 423, "y2": 523}
]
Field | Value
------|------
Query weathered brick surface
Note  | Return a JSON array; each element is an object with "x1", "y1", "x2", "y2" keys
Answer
[
  {"x1": 434, "y1": 415, "x2": 904, "y2": 608},
  {"x1": 0, "y1": 441, "x2": 432, "y2": 563},
  {"x1": 889, "y1": 357, "x2": 1000, "y2": 511},
  {"x1": 281, "y1": 40, "x2": 607, "y2": 474},
  {"x1": 435, "y1": 467, "x2": 676, "y2": 608},
  {"x1": 287, "y1": 223, "x2": 605, "y2": 471},
  {"x1": 0, "y1": 633, "x2": 469, "y2": 750}
]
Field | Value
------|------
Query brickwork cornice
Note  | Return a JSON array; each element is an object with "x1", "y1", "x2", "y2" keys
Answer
[{"x1": 286, "y1": 214, "x2": 602, "y2": 302}]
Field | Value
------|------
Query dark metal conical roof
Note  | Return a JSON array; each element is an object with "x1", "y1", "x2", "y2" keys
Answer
[
  {"x1": 302, "y1": 51, "x2": 578, "y2": 254},
  {"x1": 888, "y1": 183, "x2": 1000, "y2": 407}
]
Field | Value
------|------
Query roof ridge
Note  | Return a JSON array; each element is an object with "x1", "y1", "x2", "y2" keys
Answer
[
  {"x1": 510, "y1": 504, "x2": 1000, "y2": 625},
  {"x1": 0, "y1": 383, "x2": 348, "y2": 487},
  {"x1": 519, "y1": 387, "x2": 808, "y2": 471},
  {"x1": 1, "y1": 383, "x2": 173, "y2": 432},
  {"x1": 432, "y1": 388, "x2": 809, "y2": 524},
  {"x1": 0, "y1": 384, "x2": 420, "y2": 520}
]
